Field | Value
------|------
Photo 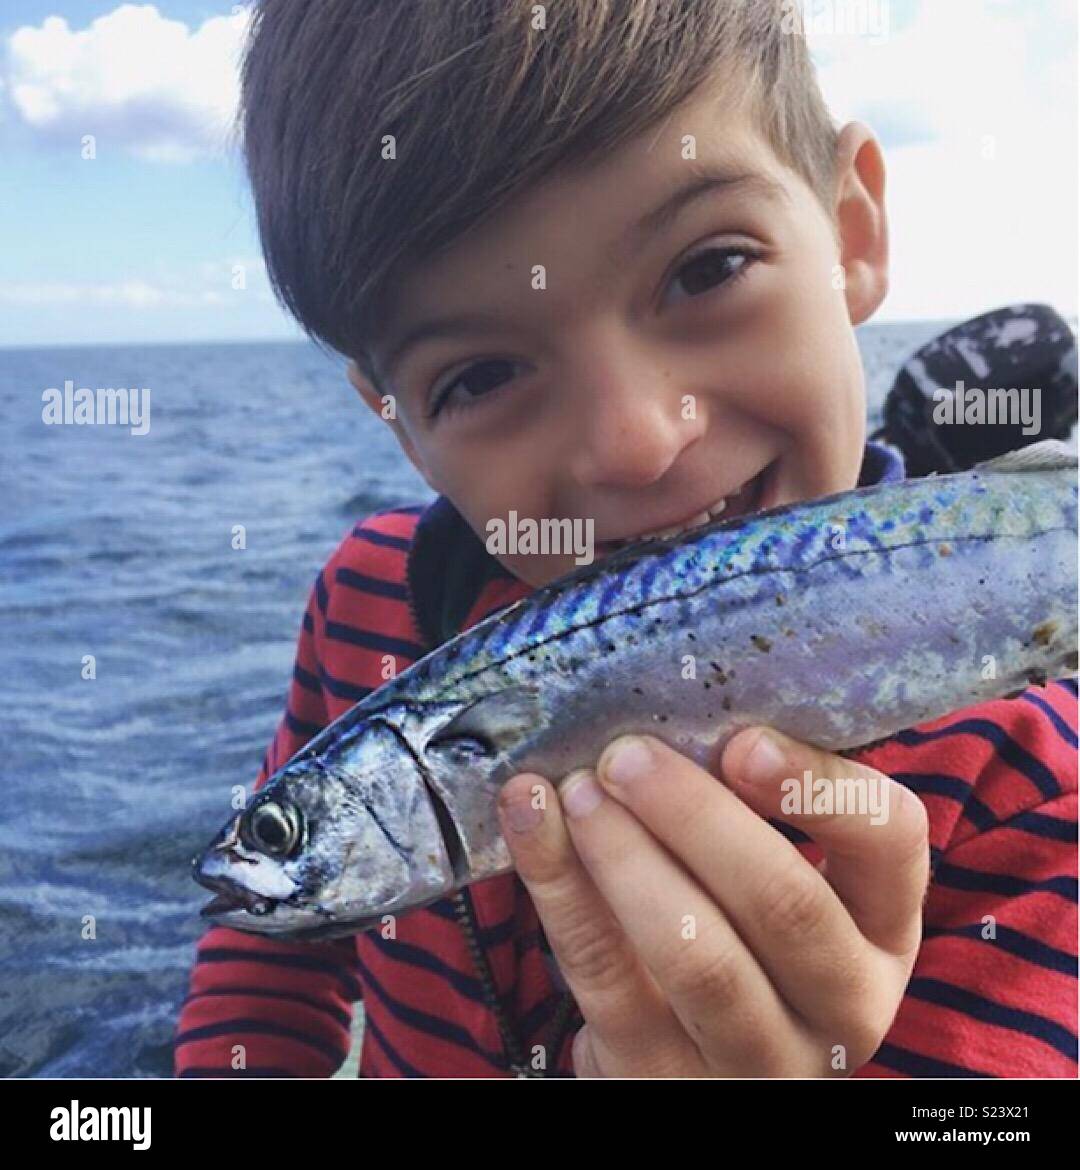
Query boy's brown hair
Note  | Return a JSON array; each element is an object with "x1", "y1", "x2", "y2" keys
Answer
[{"x1": 240, "y1": 0, "x2": 837, "y2": 381}]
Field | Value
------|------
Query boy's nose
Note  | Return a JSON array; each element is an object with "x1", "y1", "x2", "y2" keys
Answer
[{"x1": 566, "y1": 369, "x2": 704, "y2": 490}]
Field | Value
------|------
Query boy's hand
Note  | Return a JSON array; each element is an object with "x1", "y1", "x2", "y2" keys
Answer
[{"x1": 497, "y1": 728, "x2": 929, "y2": 1077}]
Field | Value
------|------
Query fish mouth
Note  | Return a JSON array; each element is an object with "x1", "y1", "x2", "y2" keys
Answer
[
  {"x1": 195, "y1": 865, "x2": 392, "y2": 939},
  {"x1": 195, "y1": 869, "x2": 278, "y2": 919}
]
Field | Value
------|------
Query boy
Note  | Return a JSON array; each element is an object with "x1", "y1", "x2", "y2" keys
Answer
[{"x1": 174, "y1": 0, "x2": 1077, "y2": 1077}]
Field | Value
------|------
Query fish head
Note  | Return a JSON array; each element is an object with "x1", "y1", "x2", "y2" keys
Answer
[{"x1": 193, "y1": 715, "x2": 459, "y2": 939}]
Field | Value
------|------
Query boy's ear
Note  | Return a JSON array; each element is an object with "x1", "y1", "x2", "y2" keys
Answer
[
  {"x1": 346, "y1": 360, "x2": 441, "y2": 493},
  {"x1": 832, "y1": 122, "x2": 889, "y2": 326}
]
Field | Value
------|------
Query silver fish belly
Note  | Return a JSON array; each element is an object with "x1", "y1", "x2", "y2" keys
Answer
[{"x1": 194, "y1": 441, "x2": 1078, "y2": 938}]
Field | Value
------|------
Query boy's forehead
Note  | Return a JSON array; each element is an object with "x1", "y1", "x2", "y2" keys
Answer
[{"x1": 373, "y1": 82, "x2": 800, "y2": 364}]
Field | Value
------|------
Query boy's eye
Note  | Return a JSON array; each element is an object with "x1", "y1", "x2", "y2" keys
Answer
[
  {"x1": 663, "y1": 244, "x2": 759, "y2": 307},
  {"x1": 427, "y1": 357, "x2": 521, "y2": 419},
  {"x1": 425, "y1": 244, "x2": 758, "y2": 420}
]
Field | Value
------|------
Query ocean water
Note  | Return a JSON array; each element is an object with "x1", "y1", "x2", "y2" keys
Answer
[{"x1": 0, "y1": 321, "x2": 950, "y2": 1077}]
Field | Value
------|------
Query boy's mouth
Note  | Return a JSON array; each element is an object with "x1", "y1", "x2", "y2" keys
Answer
[{"x1": 596, "y1": 460, "x2": 776, "y2": 554}]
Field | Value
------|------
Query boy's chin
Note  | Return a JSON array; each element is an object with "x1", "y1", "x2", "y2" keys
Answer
[
  {"x1": 491, "y1": 457, "x2": 809, "y2": 587},
  {"x1": 501, "y1": 552, "x2": 595, "y2": 588}
]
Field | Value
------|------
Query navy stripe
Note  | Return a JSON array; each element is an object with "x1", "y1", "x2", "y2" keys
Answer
[
  {"x1": 179, "y1": 1066, "x2": 299, "y2": 1078},
  {"x1": 195, "y1": 947, "x2": 358, "y2": 997},
  {"x1": 285, "y1": 709, "x2": 323, "y2": 740},
  {"x1": 317, "y1": 662, "x2": 374, "y2": 702},
  {"x1": 354, "y1": 952, "x2": 506, "y2": 1068},
  {"x1": 302, "y1": 610, "x2": 314, "y2": 634},
  {"x1": 179, "y1": 986, "x2": 352, "y2": 1029},
  {"x1": 353, "y1": 525, "x2": 412, "y2": 552},
  {"x1": 1056, "y1": 678, "x2": 1079, "y2": 696},
  {"x1": 932, "y1": 860, "x2": 1077, "y2": 901},
  {"x1": 362, "y1": 1008, "x2": 427, "y2": 1077},
  {"x1": 1020, "y1": 690, "x2": 1078, "y2": 750},
  {"x1": 467, "y1": 912, "x2": 517, "y2": 949},
  {"x1": 869, "y1": 1041, "x2": 989, "y2": 1078},
  {"x1": 292, "y1": 663, "x2": 321, "y2": 694},
  {"x1": 324, "y1": 619, "x2": 423, "y2": 659},
  {"x1": 424, "y1": 899, "x2": 468, "y2": 924},
  {"x1": 922, "y1": 922, "x2": 1077, "y2": 978},
  {"x1": 336, "y1": 566, "x2": 409, "y2": 600},
  {"x1": 907, "y1": 976, "x2": 1078, "y2": 1060},
  {"x1": 424, "y1": 899, "x2": 518, "y2": 946},
  {"x1": 518, "y1": 991, "x2": 566, "y2": 1039},
  {"x1": 895, "y1": 718, "x2": 1064, "y2": 801},
  {"x1": 315, "y1": 571, "x2": 329, "y2": 615},
  {"x1": 174, "y1": 1018, "x2": 347, "y2": 1066},
  {"x1": 383, "y1": 504, "x2": 426, "y2": 516},
  {"x1": 893, "y1": 772, "x2": 996, "y2": 832},
  {"x1": 1003, "y1": 806, "x2": 1077, "y2": 843},
  {"x1": 363, "y1": 934, "x2": 490, "y2": 1005}
]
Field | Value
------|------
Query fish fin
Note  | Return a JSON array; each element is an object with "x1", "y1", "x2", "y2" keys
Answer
[
  {"x1": 432, "y1": 686, "x2": 545, "y2": 754},
  {"x1": 973, "y1": 439, "x2": 1077, "y2": 473}
]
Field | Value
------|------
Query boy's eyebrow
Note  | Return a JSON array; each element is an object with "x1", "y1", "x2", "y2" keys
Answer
[
  {"x1": 380, "y1": 165, "x2": 788, "y2": 376},
  {"x1": 612, "y1": 165, "x2": 789, "y2": 264}
]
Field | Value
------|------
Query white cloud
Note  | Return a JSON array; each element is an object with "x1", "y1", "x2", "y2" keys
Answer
[
  {"x1": 4, "y1": 3, "x2": 250, "y2": 161},
  {"x1": 811, "y1": 0, "x2": 1071, "y2": 147},
  {"x1": 809, "y1": 0, "x2": 1077, "y2": 319},
  {"x1": 0, "y1": 279, "x2": 166, "y2": 306},
  {"x1": 0, "y1": 256, "x2": 270, "y2": 309}
]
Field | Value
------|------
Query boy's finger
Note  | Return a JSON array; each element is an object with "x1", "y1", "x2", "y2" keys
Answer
[
  {"x1": 557, "y1": 756, "x2": 806, "y2": 1070},
  {"x1": 591, "y1": 733, "x2": 872, "y2": 1040},
  {"x1": 496, "y1": 772, "x2": 688, "y2": 1073},
  {"x1": 721, "y1": 727, "x2": 930, "y2": 956}
]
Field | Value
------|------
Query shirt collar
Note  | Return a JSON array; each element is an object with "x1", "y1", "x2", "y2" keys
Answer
[{"x1": 859, "y1": 438, "x2": 906, "y2": 486}]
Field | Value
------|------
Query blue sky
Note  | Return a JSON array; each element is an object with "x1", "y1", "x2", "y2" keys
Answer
[{"x1": 1, "y1": 0, "x2": 1076, "y2": 347}]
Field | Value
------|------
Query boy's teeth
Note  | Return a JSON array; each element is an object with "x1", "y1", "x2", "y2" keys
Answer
[
  {"x1": 613, "y1": 472, "x2": 758, "y2": 547},
  {"x1": 641, "y1": 510, "x2": 712, "y2": 542}
]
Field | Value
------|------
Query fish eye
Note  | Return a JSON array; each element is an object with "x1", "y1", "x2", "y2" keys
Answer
[{"x1": 242, "y1": 800, "x2": 301, "y2": 857}]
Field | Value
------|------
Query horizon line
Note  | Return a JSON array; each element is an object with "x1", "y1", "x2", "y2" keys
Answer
[{"x1": 9, "y1": 313, "x2": 1078, "y2": 354}]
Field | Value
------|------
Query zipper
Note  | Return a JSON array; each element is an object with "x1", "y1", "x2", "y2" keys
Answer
[
  {"x1": 406, "y1": 509, "x2": 581, "y2": 1075},
  {"x1": 452, "y1": 889, "x2": 579, "y2": 1078}
]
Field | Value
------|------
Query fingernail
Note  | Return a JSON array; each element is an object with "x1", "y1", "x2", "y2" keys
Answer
[
  {"x1": 561, "y1": 769, "x2": 603, "y2": 819},
  {"x1": 741, "y1": 729, "x2": 787, "y2": 784},
  {"x1": 602, "y1": 736, "x2": 653, "y2": 786},
  {"x1": 502, "y1": 795, "x2": 543, "y2": 833}
]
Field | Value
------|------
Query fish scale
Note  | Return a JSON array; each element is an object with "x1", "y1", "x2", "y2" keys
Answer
[
  {"x1": 194, "y1": 441, "x2": 1078, "y2": 938},
  {"x1": 406, "y1": 478, "x2": 1062, "y2": 704}
]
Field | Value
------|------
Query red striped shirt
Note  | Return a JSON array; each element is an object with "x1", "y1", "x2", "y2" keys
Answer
[{"x1": 174, "y1": 507, "x2": 1078, "y2": 1078}]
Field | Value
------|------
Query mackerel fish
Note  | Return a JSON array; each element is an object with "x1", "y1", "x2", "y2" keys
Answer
[{"x1": 194, "y1": 441, "x2": 1078, "y2": 939}]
